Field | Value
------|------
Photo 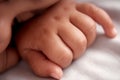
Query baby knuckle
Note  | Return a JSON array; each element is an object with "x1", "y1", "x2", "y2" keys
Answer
[
  {"x1": 88, "y1": 20, "x2": 96, "y2": 46},
  {"x1": 86, "y1": 17, "x2": 96, "y2": 30},
  {"x1": 77, "y1": 36, "x2": 87, "y2": 54},
  {"x1": 58, "y1": 49, "x2": 73, "y2": 68},
  {"x1": 73, "y1": 37, "x2": 87, "y2": 59},
  {"x1": 84, "y1": 17, "x2": 96, "y2": 33},
  {"x1": 90, "y1": 22, "x2": 96, "y2": 34},
  {"x1": 79, "y1": 34, "x2": 87, "y2": 45},
  {"x1": 73, "y1": 38, "x2": 87, "y2": 60}
]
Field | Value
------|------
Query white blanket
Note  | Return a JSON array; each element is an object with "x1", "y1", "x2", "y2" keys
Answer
[{"x1": 0, "y1": 0, "x2": 120, "y2": 80}]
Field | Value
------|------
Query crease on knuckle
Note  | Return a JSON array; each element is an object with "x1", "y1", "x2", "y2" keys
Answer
[
  {"x1": 77, "y1": 35, "x2": 87, "y2": 54},
  {"x1": 58, "y1": 49, "x2": 73, "y2": 68}
]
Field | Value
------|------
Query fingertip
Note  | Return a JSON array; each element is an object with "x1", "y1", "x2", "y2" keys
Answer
[
  {"x1": 50, "y1": 67, "x2": 63, "y2": 79},
  {"x1": 106, "y1": 28, "x2": 117, "y2": 38},
  {"x1": 76, "y1": 2, "x2": 117, "y2": 39},
  {"x1": 23, "y1": 50, "x2": 63, "y2": 79}
]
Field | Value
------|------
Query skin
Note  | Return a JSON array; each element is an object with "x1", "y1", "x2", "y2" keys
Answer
[
  {"x1": 0, "y1": 0, "x2": 59, "y2": 73},
  {"x1": 15, "y1": 0, "x2": 117, "y2": 79}
]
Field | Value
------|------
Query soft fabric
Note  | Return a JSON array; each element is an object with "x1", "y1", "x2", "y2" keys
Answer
[{"x1": 0, "y1": 0, "x2": 120, "y2": 80}]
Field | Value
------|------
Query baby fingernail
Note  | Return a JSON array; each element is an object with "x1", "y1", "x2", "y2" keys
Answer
[
  {"x1": 112, "y1": 28, "x2": 117, "y2": 34},
  {"x1": 50, "y1": 66, "x2": 63, "y2": 79},
  {"x1": 111, "y1": 28, "x2": 117, "y2": 38},
  {"x1": 50, "y1": 73, "x2": 61, "y2": 79}
]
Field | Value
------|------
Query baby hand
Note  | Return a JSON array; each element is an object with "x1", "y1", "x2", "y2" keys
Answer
[
  {"x1": 0, "y1": 0, "x2": 58, "y2": 73},
  {"x1": 15, "y1": 0, "x2": 117, "y2": 79}
]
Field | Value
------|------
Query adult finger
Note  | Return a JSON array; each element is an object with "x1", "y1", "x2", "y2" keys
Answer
[
  {"x1": 8, "y1": 0, "x2": 60, "y2": 16},
  {"x1": 0, "y1": 25, "x2": 11, "y2": 53},
  {"x1": 0, "y1": 47, "x2": 19, "y2": 73}
]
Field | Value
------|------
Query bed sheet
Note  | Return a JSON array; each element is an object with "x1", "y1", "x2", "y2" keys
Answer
[{"x1": 0, "y1": 0, "x2": 120, "y2": 80}]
